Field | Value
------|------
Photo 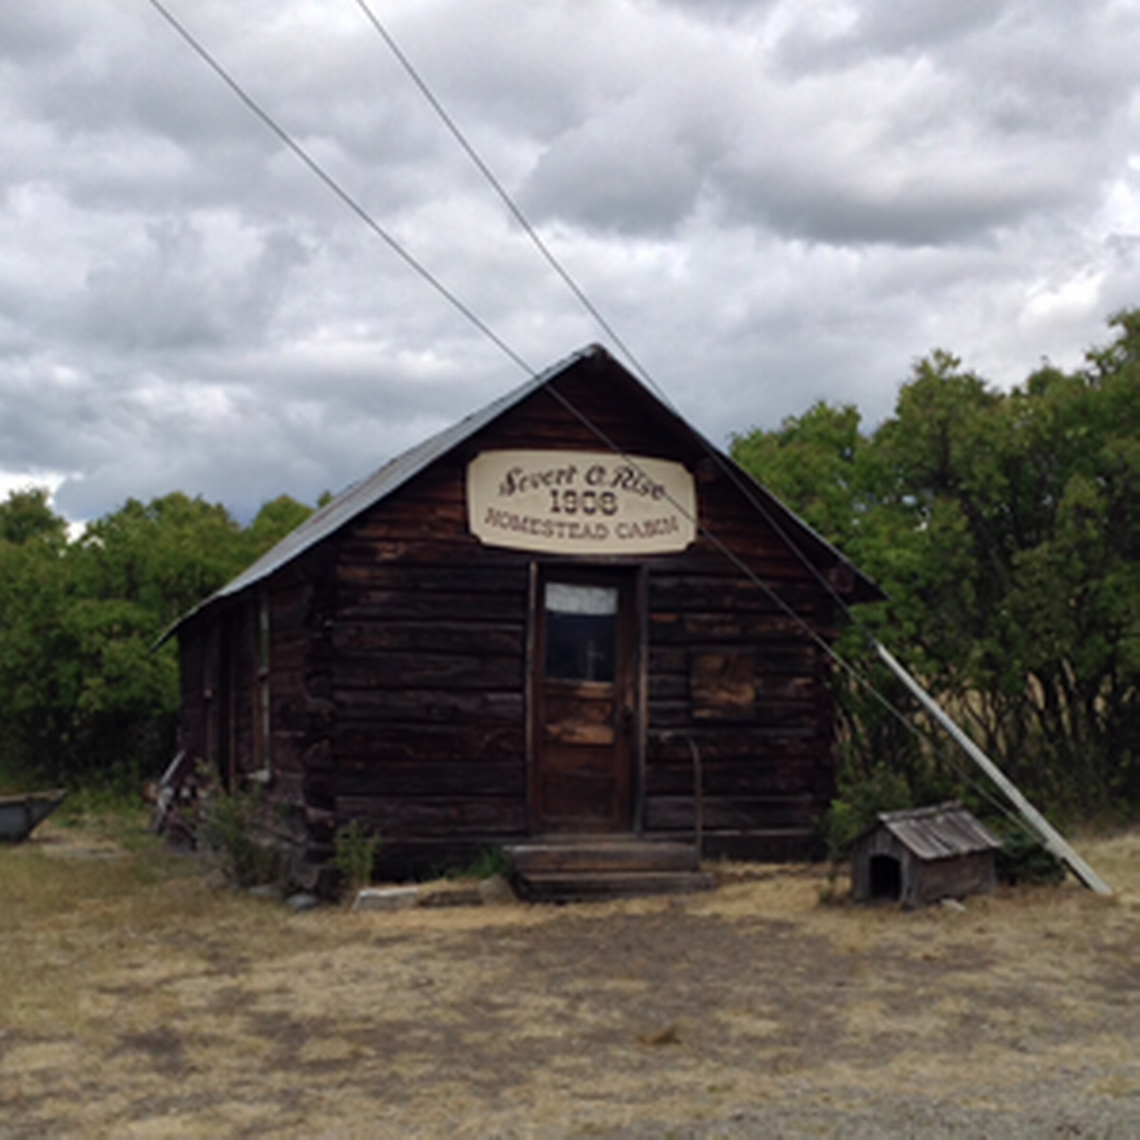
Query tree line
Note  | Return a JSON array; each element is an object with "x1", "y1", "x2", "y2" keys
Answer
[
  {"x1": 1, "y1": 314, "x2": 1137, "y2": 823},
  {"x1": 0, "y1": 490, "x2": 314, "y2": 788},
  {"x1": 732, "y1": 311, "x2": 1139, "y2": 824}
]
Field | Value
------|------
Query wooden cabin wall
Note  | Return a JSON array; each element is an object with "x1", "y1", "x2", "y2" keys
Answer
[
  {"x1": 320, "y1": 461, "x2": 531, "y2": 874},
  {"x1": 176, "y1": 630, "x2": 208, "y2": 774},
  {"x1": 177, "y1": 604, "x2": 259, "y2": 789},
  {"x1": 170, "y1": 600, "x2": 264, "y2": 855},
  {"x1": 641, "y1": 471, "x2": 837, "y2": 861},
  {"x1": 306, "y1": 366, "x2": 839, "y2": 869},
  {"x1": 528, "y1": 362, "x2": 839, "y2": 858}
]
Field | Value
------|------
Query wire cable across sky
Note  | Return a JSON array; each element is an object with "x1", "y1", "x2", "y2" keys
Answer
[{"x1": 147, "y1": 0, "x2": 1031, "y2": 836}]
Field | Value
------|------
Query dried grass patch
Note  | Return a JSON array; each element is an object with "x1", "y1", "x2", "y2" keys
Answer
[{"x1": 1, "y1": 821, "x2": 1138, "y2": 1136}]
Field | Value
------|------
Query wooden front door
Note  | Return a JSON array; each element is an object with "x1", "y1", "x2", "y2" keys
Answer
[{"x1": 532, "y1": 569, "x2": 637, "y2": 833}]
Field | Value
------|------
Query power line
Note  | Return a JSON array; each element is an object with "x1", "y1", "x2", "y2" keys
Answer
[
  {"x1": 350, "y1": 0, "x2": 661, "y2": 391},
  {"x1": 146, "y1": 0, "x2": 537, "y2": 379}
]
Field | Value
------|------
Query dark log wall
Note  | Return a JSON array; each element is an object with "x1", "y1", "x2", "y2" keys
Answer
[
  {"x1": 310, "y1": 365, "x2": 837, "y2": 866},
  {"x1": 642, "y1": 482, "x2": 835, "y2": 859},
  {"x1": 323, "y1": 464, "x2": 531, "y2": 870},
  {"x1": 178, "y1": 602, "x2": 260, "y2": 790}
]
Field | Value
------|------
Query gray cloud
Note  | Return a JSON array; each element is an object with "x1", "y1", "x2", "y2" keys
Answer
[{"x1": 0, "y1": 0, "x2": 1137, "y2": 525}]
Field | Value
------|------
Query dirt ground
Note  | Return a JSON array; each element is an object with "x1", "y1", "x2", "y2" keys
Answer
[{"x1": 1, "y1": 822, "x2": 1138, "y2": 1138}]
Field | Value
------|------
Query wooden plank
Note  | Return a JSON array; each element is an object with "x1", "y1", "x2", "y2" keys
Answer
[
  {"x1": 335, "y1": 652, "x2": 522, "y2": 691},
  {"x1": 334, "y1": 688, "x2": 524, "y2": 724},
  {"x1": 334, "y1": 591, "x2": 527, "y2": 623},
  {"x1": 644, "y1": 794, "x2": 817, "y2": 831},
  {"x1": 334, "y1": 760, "x2": 525, "y2": 798},
  {"x1": 508, "y1": 841, "x2": 700, "y2": 874},
  {"x1": 646, "y1": 726, "x2": 824, "y2": 760},
  {"x1": 645, "y1": 761, "x2": 815, "y2": 796},
  {"x1": 333, "y1": 724, "x2": 525, "y2": 763},
  {"x1": 332, "y1": 621, "x2": 524, "y2": 656},
  {"x1": 335, "y1": 794, "x2": 527, "y2": 836},
  {"x1": 514, "y1": 871, "x2": 716, "y2": 902},
  {"x1": 336, "y1": 563, "x2": 529, "y2": 593},
  {"x1": 648, "y1": 612, "x2": 822, "y2": 644}
]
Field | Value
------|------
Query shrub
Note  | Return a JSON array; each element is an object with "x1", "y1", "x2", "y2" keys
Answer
[
  {"x1": 195, "y1": 772, "x2": 281, "y2": 888},
  {"x1": 993, "y1": 824, "x2": 1066, "y2": 886},
  {"x1": 332, "y1": 820, "x2": 381, "y2": 895},
  {"x1": 822, "y1": 761, "x2": 913, "y2": 862}
]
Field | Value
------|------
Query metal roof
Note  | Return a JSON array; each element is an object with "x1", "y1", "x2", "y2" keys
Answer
[
  {"x1": 165, "y1": 343, "x2": 883, "y2": 638},
  {"x1": 870, "y1": 802, "x2": 1002, "y2": 861}
]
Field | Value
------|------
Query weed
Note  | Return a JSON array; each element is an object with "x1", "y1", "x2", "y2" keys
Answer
[
  {"x1": 332, "y1": 820, "x2": 381, "y2": 896},
  {"x1": 822, "y1": 762, "x2": 913, "y2": 862},
  {"x1": 446, "y1": 845, "x2": 510, "y2": 881},
  {"x1": 993, "y1": 824, "x2": 1066, "y2": 886},
  {"x1": 817, "y1": 865, "x2": 847, "y2": 906}
]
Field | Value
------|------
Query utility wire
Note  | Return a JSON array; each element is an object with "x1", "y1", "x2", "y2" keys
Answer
[
  {"x1": 347, "y1": 3, "x2": 888, "y2": 633},
  {"x1": 350, "y1": 0, "x2": 660, "y2": 390},
  {"x1": 147, "y1": 0, "x2": 536, "y2": 379}
]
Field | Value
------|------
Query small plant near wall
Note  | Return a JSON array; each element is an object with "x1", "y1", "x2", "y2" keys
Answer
[{"x1": 333, "y1": 820, "x2": 381, "y2": 896}]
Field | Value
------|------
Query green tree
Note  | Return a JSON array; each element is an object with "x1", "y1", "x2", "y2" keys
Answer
[
  {"x1": 245, "y1": 494, "x2": 314, "y2": 558},
  {"x1": 0, "y1": 487, "x2": 67, "y2": 547},
  {"x1": 732, "y1": 314, "x2": 1140, "y2": 819},
  {"x1": 0, "y1": 489, "x2": 304, "y2": 785}
]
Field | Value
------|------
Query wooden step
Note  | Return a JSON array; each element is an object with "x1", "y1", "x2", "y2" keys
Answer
[
  {"x1": 507, "y1": 839, "x2": 700, "y2": 875},
  {"x1": 507, "y1": 839, "x2": 715, "y2": 902},
  {"x1": 516, "y1": 869, "x2": 717, "y2": 903}
]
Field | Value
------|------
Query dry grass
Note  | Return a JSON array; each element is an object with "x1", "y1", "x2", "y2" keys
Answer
[{"x1": 1, "y1": 820, "x2": 1138, "y2": 1137}]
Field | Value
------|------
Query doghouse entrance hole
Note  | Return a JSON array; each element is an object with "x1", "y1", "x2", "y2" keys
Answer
[{"x1": 869, "y1": 854, "x2": 902, "y2": 901}]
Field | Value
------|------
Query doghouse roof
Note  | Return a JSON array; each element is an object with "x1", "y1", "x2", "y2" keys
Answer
[
  {"x1": 860, "y1": 802, "x2": 1002, "y2": 860},
  {"x1": 167, "y1": 344, "x2": 883, "y2": 636}
]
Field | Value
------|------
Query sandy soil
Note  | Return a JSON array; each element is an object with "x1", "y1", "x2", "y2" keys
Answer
[{"x1": 1, "y1": 826, "x2": 1138, "y2": 1138}]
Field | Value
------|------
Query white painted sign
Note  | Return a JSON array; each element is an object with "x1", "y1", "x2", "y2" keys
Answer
[{"x1": 467, "y1": 450, "x2": 697, "y2": 555}]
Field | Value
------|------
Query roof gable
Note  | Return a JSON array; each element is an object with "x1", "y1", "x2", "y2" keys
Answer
[{"x1": 169, "y1": 344, "x2": 882, "y2": 634}]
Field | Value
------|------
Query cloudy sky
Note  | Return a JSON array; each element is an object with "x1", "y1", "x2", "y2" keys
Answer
[{"x1": 2, "y1": 0, "x2": 1139, "y2": 524}]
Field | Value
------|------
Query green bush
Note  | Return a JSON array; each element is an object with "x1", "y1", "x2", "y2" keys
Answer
[{"x1": 822, "y1": 762, "x2": 913, "y2": 862}]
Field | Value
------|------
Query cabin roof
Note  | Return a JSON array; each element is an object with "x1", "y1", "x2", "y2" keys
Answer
[
  {"x1": 859, "y1": 802, "x2": 1002, "y2": 861},
  {"x1": 168, "y1": 344, "x2": 883, "y2": 637}
]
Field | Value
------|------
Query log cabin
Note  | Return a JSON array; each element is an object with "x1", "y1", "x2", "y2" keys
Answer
[{"x1": 163, "y1": 345, "x2": 883, "y2": 897}]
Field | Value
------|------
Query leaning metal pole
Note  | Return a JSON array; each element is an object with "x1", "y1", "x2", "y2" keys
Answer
[{"x1": 873, "y1": 640, "x2": 1112, "y2": 896}]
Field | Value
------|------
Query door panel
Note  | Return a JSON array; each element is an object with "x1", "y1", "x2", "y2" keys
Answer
[{"x1": 532, "y1": 572, "x2": 636, "y2": 833}]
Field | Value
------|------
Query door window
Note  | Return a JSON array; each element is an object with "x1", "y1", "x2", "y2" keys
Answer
[{"x1": 543, "y1": 582, "x2": 618, "y2": 683}]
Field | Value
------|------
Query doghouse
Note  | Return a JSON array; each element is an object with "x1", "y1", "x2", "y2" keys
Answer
[
  {"x1": 163, "y1": 345, "x2": 883, "y2": 894},
  {"x1": 850, "y1": 801, "x2": 1001, "y2": 908}
]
